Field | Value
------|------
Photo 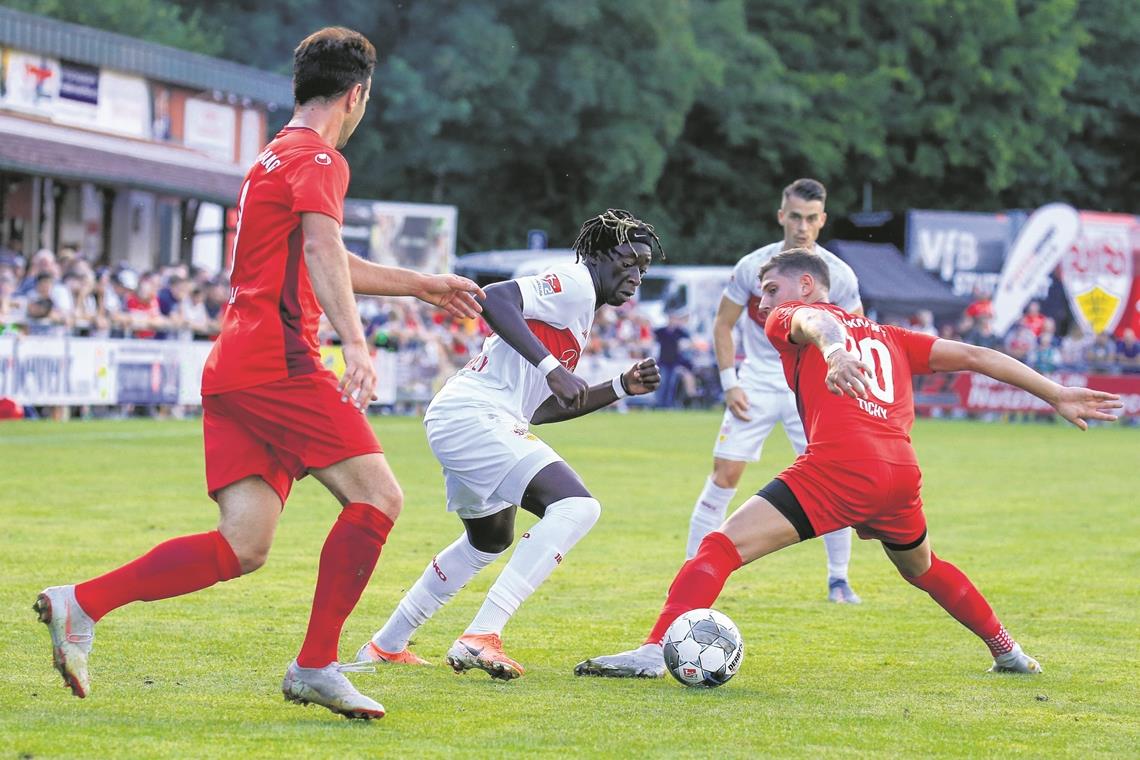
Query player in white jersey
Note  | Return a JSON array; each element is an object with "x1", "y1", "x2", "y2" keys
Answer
[
  {"x1": 685, "y1": 179, "x2": 866, "y2": 603},
  {"x1": 356, "y1": 210, "x2": 663, "y2": 679}
]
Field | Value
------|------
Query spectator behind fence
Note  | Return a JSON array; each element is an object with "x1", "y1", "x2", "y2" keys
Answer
[
  {"x1": 1004, "y1": 322, "x2": 1036, "y2": 364},
  {"x1": 1117, "y1": 328, "x2": 1140, "y2": 374},
  {"x1": 1020, "y1": 300, "x2": 1046, "y2": 337},
  {"x1": 653, "y1": 311, "x2": 691, "y2": 408},
  {"x1": 125, "y1": 272, "x2": 167, "y2": 338},
  {"x1": 0, "y1": 269, "x2": 26, "y2": 331},
  {"x1": 1059, "y1": 324, "x2": 1091, "y2": 370},
  {"x1": 1085, "y1": 332, "x2": 1117, "y2": 373},
  {"x1": 966, "y1": 315, "x2": 1002, "y2": 350},
  {"x1": 965, "y1": 286, "x2": 994, "y2": 320},
  {"x1": 25, "y1": 272, "x2": 68, "y2": 335},
  {"x1": 912, "y1": 309, "x2": 937, "y2": 337},
  {"x1": 1034, "y1": 327, "x2": 1060, "y2": 373}
]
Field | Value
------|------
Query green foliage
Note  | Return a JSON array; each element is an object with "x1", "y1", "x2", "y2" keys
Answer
[
  {"x1": 1065, "y1": 0, "x2": 1140, "y2": 214},
  {"x1": 1, "y1": 415, "x2": 1137, "y2": 757},
  {"x1": 5, "y1": 0, "x2": 222, "y2": 56},
  {"x1": 15, "y1": 1, "x2": 1139, "y2": 262}
]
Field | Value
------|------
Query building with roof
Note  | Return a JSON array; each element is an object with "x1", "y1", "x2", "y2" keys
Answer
[{"x1": 0, "y1": 7, "x2": 292, "y2": 272}]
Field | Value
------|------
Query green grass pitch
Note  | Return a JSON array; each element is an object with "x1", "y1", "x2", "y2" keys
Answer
[{"x1": 1, "y1": 412, "x2": 1136, "y2": 758}]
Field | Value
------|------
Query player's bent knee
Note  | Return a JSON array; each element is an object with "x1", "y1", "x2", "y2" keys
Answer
[
  {"x1": 472, "y1": 533, "x2": 513, "y2": 554},
  {"x1": 547, "y1": 496, "x2": 602, "y2": 543},
  {"x1": 368, "y1": 483, "x2": 403, "y2": 521},
  {"x1": 233, "y1": 543, "x2": 271, "y2": 574}
]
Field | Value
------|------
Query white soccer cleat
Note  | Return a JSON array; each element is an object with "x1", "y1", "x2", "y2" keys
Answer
[
  {"x1": 989, "y1": 644, "x2": 1042, "y2": 674},
  {"x1": 34, "y1": 585, "x2": 95, "y2": 698},
  {"x1": 281, "y1": 660, "x2": 385, "y2": 720},
  {"x1": 445, "y1": 633, "x2": 525, "y2": 680},
  {"x1": 828, "y1": 577, "x2": 862, "y2": 604},
  {"x1": 574, "y1": 643, "x2": 666, "y2": 679}
]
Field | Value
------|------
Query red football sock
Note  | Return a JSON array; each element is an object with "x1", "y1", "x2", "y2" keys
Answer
[
  {"x1": 903, "y1": 552, "x2": 1014, "y2": 656},
  {"x1": 296, "y1": 503, "x2": 393, "y2": 668},
  {"x1": 74, "y1": 531, "x2": 242, "y2": 622},
  {"x1": 645, "y1": 531, "x2": 742, "y2": 645}
]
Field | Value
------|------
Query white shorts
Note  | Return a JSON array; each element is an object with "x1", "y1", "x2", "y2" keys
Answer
[
  {"x1": 424, "y1": 403, "x2": 561, "y2": 520},
  {"x1": 712, "y1": 383, "x2": 807, "y2": 462}
]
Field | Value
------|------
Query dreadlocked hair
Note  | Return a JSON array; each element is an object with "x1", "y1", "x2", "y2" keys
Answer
[{"x1": 571, "y1": 209, "x2": 665, "y2": 263}]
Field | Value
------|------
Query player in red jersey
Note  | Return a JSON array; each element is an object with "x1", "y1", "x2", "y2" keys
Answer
[
  {"x1": 577, "y1": 249, "x2": 1122, "y2": 679},
  {"x1": 33, "y1": 27, "x2": 483, "y2": 720}
]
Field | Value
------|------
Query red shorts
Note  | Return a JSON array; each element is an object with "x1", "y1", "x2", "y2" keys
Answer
[
  {"x1": 202, "y1": 371, "x2": 383, "y2": 505},
  {"x1": 777, "y1": 455, "x2": 926, "y2": 547}
]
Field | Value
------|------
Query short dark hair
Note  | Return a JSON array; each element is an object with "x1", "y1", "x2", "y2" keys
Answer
[
  {"x1": 758, "y1": 248, "x2": 831, "y2": 291},
  {"x1": 571, "y1": 209, "x2": 665, "y2": 263},
  {"x1": 293, "y1": 27, "x2": 376, "y2": 106},
  {"x1": 782, "y1": 178, "x2": 827, "y2": 205}
]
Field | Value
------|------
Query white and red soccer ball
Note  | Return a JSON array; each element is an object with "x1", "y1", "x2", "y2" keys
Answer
[{"x1": 662, "y1": 608, "x2": 744, "y2": 688}]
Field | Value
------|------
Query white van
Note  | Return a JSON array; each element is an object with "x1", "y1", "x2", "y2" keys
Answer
[
  {"x1": 637, "y1": 265, "x2": 732, "y2": 336},
  {"x1": 453, "y1": 250, "x2": 731, "y2": 337}
]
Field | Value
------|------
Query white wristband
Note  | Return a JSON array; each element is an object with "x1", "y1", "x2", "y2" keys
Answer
[
  {"x1": 822, "y1": 342, "x2": 846, "y2": 361},
  {"x1": 537, "y1": 354, "x2": 561, "y2": 376},
  {"x1": 719, "y1": 367, "x2": 739, "y2": 391},
  {"x1": 612, "y1": 374, "x2": 629, "y2": 399}
]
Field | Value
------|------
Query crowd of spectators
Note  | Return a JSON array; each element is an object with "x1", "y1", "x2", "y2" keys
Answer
[
  {"x1": 0, "y1": 243, "x2": 228, "y2": 341},
  {"x1": 2, "y1": 242, "x2": 1137, "y2": 402},
  {"x1": 886, "y1": 290, "x2": 1140, "y2": 376}
]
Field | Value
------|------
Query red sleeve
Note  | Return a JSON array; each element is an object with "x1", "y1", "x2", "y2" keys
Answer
[
  {"x1": 884, "y1": 326, "x2": 937, "y2": 375},
  {"x1": 763, "y1": 301, "x2": 814, "y2": 352},
  {"x1": 288, "y1": 151, "x2": 349, "y2": 224}
]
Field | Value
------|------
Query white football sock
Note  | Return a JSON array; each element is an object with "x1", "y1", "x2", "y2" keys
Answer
[
  {"x1": 373, "y1": 533, "x2": 501, "y2": 652},
  {"x1": 465, "y1": 496, "x2": 601, "y2": 636},
  {"x1": 822, "y1": 527, "x2": 853, "y2": 580},
  {"x1": 686, "y1": 477, "x2": 736, "y2": 558}
]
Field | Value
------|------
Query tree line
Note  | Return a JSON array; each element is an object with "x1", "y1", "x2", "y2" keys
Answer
[{"x1": 11, "y1": 0, "x2": 1138, "y2": 262}]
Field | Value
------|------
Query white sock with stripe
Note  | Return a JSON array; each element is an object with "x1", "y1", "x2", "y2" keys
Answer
[{"x1": 465, "y1": 496, "x2": 601, "y2": 636}]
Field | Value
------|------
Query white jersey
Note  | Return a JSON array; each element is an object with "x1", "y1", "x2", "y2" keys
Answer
[
  {"x1": 427, "y1": 262, "x2": 596, "y2": 423},
  {"x1": 723, "y1": 242, "x2": 861, "y2": 388}
]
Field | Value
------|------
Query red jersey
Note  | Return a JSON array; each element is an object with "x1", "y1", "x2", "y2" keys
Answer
[
  {"x1": 201, "y1": 127, "x2": 350, "y2": 395},
  {"x1": 765, "y1": 302, "x2": 937, "y2": 465}
]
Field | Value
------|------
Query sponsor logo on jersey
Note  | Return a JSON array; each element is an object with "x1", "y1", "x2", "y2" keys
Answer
[
  {"x1": 256, "y1": 148, "x2": 281, "y2": 173},
  {"x1": 533, "y1": 273, "x2": 562, "y2": 297},
  {"x1": 314, "y1": 152, "x2": 332, "y2": 165}
]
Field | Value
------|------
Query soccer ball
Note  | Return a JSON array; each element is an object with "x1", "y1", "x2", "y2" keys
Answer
[{"x1": 662, "y1": 608, "x2": 744, "y2": 688}]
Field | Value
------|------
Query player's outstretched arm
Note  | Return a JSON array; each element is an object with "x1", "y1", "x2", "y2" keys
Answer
[
  {"x1": 301, "y1": 212, "x2": 375, "y2": 409},
  {"x1": 480, "y1": 281, "x2": 589, "y2": 409},
  {"x1": 532, "y1": 358, "x2": 660, "y2": 425},
  {"x1": 928, "y1": 339, "x2": 1123, "y2": 430},
  {"x1": 347, "y1": 257, "x2": 485, "y2": 318}
]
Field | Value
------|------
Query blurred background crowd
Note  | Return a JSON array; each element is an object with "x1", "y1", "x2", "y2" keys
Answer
[{"x1": 3, "y1": 242, "x2": 1137, "y2": 414}]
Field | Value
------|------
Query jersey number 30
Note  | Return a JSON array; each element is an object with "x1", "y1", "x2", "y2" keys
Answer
[{"x1": 846, "y1": 336, "x2": 894, "y2": 404}]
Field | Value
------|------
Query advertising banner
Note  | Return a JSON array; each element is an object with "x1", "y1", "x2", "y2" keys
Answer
[
  {"x1": 913, "y1": 372, "x2": 1140, "y2": 418},
  {"x1": 1, "y1": 336, "x2": 401, "y2": 408},
  {"x1": 906, "y1": 210, "x2": 1013, "y2": 297},
  {"x1": 95, "y1": 70, "x2": 150, "y2": 138},
  {"x1": 363, "y1": 201, "x2": 458, "y2": 274},
  {"x1": 184, "y1": 97, "x2": 237, "y2": 163},
  {"x1": 1059, "y1": 212, "x2": 1138, "y2": 336},
  {"x1": 113, "y1": 340, "x2": 181, "y2": 405},
  {"x1": 991, "y1": 203, "x2": 1081, "y2": 335},
  {"x1": 0, "y1": 334, "x2": 114, "y2": 405},
  {"x1": 1, "y1": 50, "x2": 59, "y2": 114},
  {"x1": 54, "y1": 60, "x2": 100, "y2": 127}
]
